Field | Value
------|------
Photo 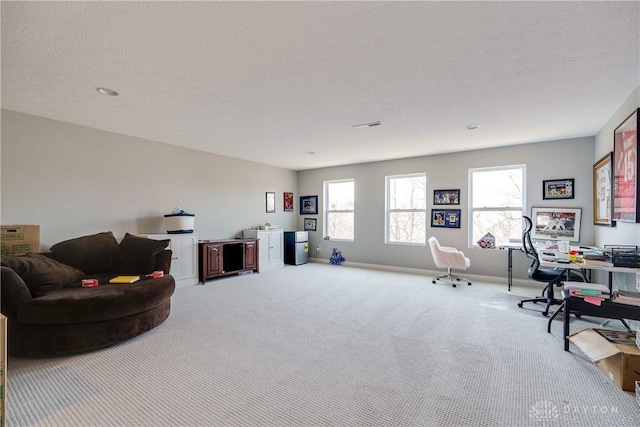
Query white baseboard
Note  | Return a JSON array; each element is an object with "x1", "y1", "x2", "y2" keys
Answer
[
  {"x1": 259, "y1": 262, "x2": 285, "y2": 272},
  {"x1": 310, "y1": 259, "x2": 539, "y2": 289},
  {"x1": 175, "y1": 277, "x2": 199, "y2": 289}
]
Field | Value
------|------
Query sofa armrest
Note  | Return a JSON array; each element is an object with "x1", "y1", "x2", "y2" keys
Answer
[
  {"x1": 1, "y1": 266, "x2": 33, "y2": 320},
  {"x1": 153, "y1": 249, "x2": 173, "y2": 274}
]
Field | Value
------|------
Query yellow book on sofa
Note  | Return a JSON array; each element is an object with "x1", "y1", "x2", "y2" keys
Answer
[{"x1": 109, "y1": 276, "x2": 140, "y2": 284}]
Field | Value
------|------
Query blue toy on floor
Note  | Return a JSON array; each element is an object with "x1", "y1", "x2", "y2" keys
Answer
[{"x1": 329, "y1": 248, "x2": 345, "y2": 265}]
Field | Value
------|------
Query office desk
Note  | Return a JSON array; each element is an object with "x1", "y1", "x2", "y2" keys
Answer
[
  {"x1": 542, "y1": 261, "x2": 639, "y2": 350},
  {"x1": 555, "y1": 290, "x2": 640, "y2": 351},
  {"x1": 539, "y1": 259, "x2": 636, "y2": 292},
  {"x1": 499, "y1": 245, "x2": 524, "y2": 291}
]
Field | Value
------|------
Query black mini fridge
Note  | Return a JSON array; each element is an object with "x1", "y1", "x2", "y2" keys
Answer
[{"x1": 284, "y1": 231, "x2": 309, "y2": 265}]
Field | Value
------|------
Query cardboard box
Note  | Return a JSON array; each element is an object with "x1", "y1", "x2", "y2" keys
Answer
[
  {"x1": 569, "y1": 328, "x2": 640, "y2": 392},
  {"x1": 0, "y1": 224, "x2": 40, "y2": 257}
]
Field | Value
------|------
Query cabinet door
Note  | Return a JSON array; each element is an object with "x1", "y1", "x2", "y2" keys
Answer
[
  {"x1": 206, "y1": 244, "x2": 223, "y2": 276},
  {"x1": 143, "y1": 234, "x2": 197, "y2": 282},
  {"x1": 256, "y1": 232, "x2": 269, "y2": 266},
  {"x1": 169, "y1": 235, "x2": 197, "y2": 281},
  {"x1": 269, "y1": 230, "x2": 284, "y2": 263},
  {"x1": 244, "y1": 240, "x2": 257, "y2": 270}
]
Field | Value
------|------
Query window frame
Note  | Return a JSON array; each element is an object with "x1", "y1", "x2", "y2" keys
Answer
[
  {"x1": 468, "y1": 164, "x2": 526, "y2": 248},
  {"x1": 385, "y1": 172, "x2": 427, "y2": 246},
  {"x1": 323, "y1": 178, "x2": 355, "y2": 242}
]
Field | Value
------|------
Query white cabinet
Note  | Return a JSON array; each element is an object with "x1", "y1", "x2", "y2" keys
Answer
[
  {"x1": 242, "y1": 229, "x2": 284, "y2": 271},
  {"x1": 140, "y1": 233, "x2": 198, "y2": 288}
]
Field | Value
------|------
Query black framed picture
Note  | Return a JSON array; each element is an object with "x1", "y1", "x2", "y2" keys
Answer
[
  {"x1": 433, "y1": 189, "x2": 460, "y2": 205},
  {"x1": 266, "y1": 192, "x2": 275, "y2": 213},
  {"x1": 543, "y1": 179, "x2": 574, "y2": 200},
  {"x1": 431, "y1": 209, "x2": 461, "y2": 228},
  {"x1": 284, "y1": 192, "x2": 294, "y2": 212},
  {"x1": 300, "y1": 195, "x2": 318, "y2": 215},
  {"x1": 304, "y1": 218, "x2": 317, "y2": 231}
]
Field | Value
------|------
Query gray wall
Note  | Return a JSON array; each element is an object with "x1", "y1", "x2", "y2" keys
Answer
[
  {"x1": 1, "y1": 110, "x2": 297, "y2": 249},
  {"x1": 594, "y1": 86, "x2": 640, "y2": 289},
  {"x1": 298, "y1": 137, "x2": 596, "y2": 280},
  {"x1": 4, "y1": 85, "x2": 638, "y2": 285}
]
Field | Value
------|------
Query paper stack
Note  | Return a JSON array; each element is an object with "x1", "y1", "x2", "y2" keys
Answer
[
  {"x1": 612, "y1": 290, "x2": 640, "y2": 307},
  {"x1": 564, "y1": 281, "x2": 610, "y2": 306}
]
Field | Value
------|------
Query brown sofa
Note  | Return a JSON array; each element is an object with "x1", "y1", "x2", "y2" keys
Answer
[{"x1": 1, "y1": 232, "x2": 176, "y2": 358}]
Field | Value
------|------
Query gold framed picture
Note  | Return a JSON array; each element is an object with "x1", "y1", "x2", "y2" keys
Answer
[{"x1": 593, "y1": 152, "x2": 615, "y2": 226}]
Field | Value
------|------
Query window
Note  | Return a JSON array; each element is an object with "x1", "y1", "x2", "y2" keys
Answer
[
  {"x1": 386, "y1": 173, "x2": 426, "y2": 244},
  {"x1": 324, "y1": 179, "x2": 354, "y2": 241},
  {"x1": 469, "y1": 165, "x2": 525, "y2": 247}
]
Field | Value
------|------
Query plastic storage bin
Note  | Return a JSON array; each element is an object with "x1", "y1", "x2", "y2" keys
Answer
[{"x1": 164, "y1": 214, "x2": 195, "y2": 234}]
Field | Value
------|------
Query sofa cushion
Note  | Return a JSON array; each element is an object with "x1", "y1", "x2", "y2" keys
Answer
[
  {"x1": 50, "y1": 231, "x2": 124, "y2": 274},
  {"x1": 114, "y1": 233, "x2": 169, "y2": 274},
  {"x1": 1, "y1": 253, "x2": 85, "y2": 298}
]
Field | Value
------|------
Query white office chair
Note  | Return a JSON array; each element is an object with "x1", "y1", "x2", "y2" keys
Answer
[{"x1": 428, "y1": 236, "x2": 472, "y2": 287}]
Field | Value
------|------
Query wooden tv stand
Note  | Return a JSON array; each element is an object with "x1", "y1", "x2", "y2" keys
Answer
[{"x1": 198, "y1": 239, "x2": 258, "y2": 284}]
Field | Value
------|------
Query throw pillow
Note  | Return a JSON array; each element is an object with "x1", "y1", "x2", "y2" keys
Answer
[
  {"x1": 1, "y1": 253, "x2": 85, "y2": 297},
  {"x1": 115, "y1": 233, "x2": 169, "y2": 274},
  {"x1": 50, "y1": 231, "x2": 124, "y2": 274}
]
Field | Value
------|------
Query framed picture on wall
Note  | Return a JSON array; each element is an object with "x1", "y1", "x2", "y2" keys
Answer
[
  {"x1": 300, "y1": 195, "x2": 318, "y2": 215},
  {"x1": 433, "y1": 189, "x2": 460, "y2": 205},
  {"x1": 542, "y1": 179, "x2": 574, "y2": 200},
  {"x1": 530, "y1": 207, "x2": 582, "y2": 242},
  {"x1": 593, "y1": 152, "x2": 615, "y2": 226},
  {"x1": 613, "y1": 108, "x2": 639, "y2": 223},
  {"x1": 304, "y1": 218, "x2": 317, "y2": 231},
  {"x1": 284, "y1": 192, "x2": 294, "y2": 212},
  {"x1": 266, "y1": 192, "x2": 276, "y2": 213},
  {"x1": 431, "y1": 209, "x2": 461, "y2": 228}
]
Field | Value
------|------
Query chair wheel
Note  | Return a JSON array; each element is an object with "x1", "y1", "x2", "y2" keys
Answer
[
  {"x1": 575, "y1": 314, "x2": 582, "y2": 319},
  {"x1": 456, "y1": 278, "x2": 460, "y2": 281},
  {"x1": 467, "y1": 282, "x2": 472, "y2": 285},
  {"x1": 432, "y1": 280, "x2": 436, "y2": 284},
  {"x1": 542, "y1": 311, "x2": 549, "y2": 317},
  {"x1": 452, "y1": 284, "x2": 456, "y2": 288},
  {"x1": 518, "y1": 303, "x2": 523, "y2": 308}
]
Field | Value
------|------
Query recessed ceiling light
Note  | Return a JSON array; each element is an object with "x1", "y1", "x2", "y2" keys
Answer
[
  {"x1": 353, "y1": 121, "x2": 381, "y2": 128},
  {"x1": 465, "y1": 124, "x2": 479, "y2": 130},
  {"x1": 96, "y1": 87, "x2": 119, "y2": 96}
]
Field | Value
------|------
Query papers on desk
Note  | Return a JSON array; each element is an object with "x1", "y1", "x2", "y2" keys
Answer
[
  {"x1": 564, "y1": 281, "x2": 610, "y2": 305},
  {"x1": 612, "y1": 290, "x2": 640, "y2": 307},
  {"x1": 538, "y1": 244, "x2": 613, "y2": 265},
  {"x1": 581, "y1": 259, "x2": 614, "y2": 267}
]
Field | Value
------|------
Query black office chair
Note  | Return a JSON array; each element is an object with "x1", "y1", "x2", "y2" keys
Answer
[{"x1": 517, "y1": 216, "x2": 584, "y2": 316}]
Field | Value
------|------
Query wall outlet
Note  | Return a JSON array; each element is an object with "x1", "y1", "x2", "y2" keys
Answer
[{"x1": 316, "y1": 245, "x2": 321, "y2": 252}]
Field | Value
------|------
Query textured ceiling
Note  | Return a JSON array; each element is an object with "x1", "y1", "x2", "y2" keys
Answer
[{"x1": 2, "y1": 1, "x2": 639, "y2": 171}]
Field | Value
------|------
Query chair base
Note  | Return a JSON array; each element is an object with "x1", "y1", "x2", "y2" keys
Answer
[
  {"x1": 432, "y1": 268, "x2": 472, "y2": 288},
  {"x1": 518, "y1": 283, "x2": 562, "y2": 316},
  {"x1": 517, "y1": 296, "x2": 563, "y2": 316}
]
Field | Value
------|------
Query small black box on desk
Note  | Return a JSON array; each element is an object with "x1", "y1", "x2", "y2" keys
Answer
[{"x1": 604, "y1": 245, "x2": 640, "y2": 268}]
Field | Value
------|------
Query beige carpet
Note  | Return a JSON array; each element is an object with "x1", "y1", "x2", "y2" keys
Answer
[{"x1": 7, "y1": 263, "x2": 640, "y2": 426}]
